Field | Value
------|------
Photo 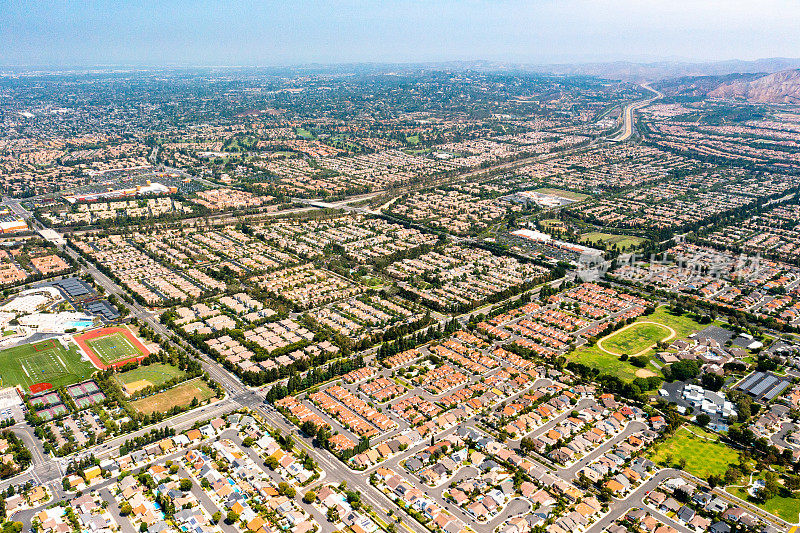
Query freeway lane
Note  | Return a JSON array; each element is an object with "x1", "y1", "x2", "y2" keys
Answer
[{"x1": 609, "y1": 83, "x2": 662, "y2": 142}]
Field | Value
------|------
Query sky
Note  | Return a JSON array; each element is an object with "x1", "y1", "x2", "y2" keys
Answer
[{"x1": 2, "y1": 0, "x2": 800, "y2": 68}]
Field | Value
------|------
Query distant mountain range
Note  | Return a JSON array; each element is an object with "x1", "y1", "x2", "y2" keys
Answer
[
  {"x1": 518, "y1": 57, "x2": 800, "y2": 82},
  {"x1": 707, "y1": 69, "x2": 800, "y2": 103},
  {"x1": 652, "y1": 68, "x2": 800, "y2": 104}
]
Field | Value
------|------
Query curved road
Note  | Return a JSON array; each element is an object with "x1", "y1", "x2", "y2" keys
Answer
[{"x1": 609, "y1": 83, "x2": 663, "y2": 142}]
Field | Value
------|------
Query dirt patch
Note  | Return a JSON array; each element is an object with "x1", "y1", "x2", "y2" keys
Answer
[
  {"x1": 635, "y1": 369, "x2": 657, "y2": 378},
  {"x1": 123, "y1": 379, "x2": 152, "y2": 395}
]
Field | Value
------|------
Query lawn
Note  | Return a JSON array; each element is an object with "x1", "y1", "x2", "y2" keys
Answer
[
  {"x1": 539, "y1": 219, "x2": 568, "y2": 232},
  {"x1": 532, "y1": 188, "x2": 589, "y2": 201},
  {"x1": 646, "y1": 306, "x2": 706, "y2": 339},
  {"x1": 600, "y1": 322, "x2": 673, "y2": 356},
  {"x1": 113, "y1": 363, "x2": 186, "y2": 395},
  {"x1": 568, "y1": 343, "x2": 661, "y2": 380},
  {"x1": 726, "y1": 480, "x2": 800, "y2": 523},
  {"x1": 580, "y1": 231, "x2": 645, "y2": 250},
  {"x1": 648, "y1": 426, "x2": 739, "y2": 479},
  {"x1": 0, "y1": 339, "x2": 95, "y2": 392},
  {"x1": 568, "y1": 306, "x2": 705, "y2": 381},
  {"x1": 296, "y1": 128, "x2": 314, "y2": 139},
  {"x1": 130, "y1": 378, "x2": 215, "y2": 415},
  {"x1": 405, "y1": 135, "x2": 420, "y2": 145}
]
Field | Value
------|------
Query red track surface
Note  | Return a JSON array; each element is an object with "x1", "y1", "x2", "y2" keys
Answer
[
  {"x1": 29, "y1": 382, "x2": 52, "y2": 394},
  {"x1": 74, "y1": 326, "x2": 150, "y2": 370}
]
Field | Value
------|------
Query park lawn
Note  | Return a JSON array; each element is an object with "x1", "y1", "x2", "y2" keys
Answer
[
  {"x1": 0, "y1": 339, "x2": 95, "y2": 391},
  {"x1": 580, "y1": 231, "x2": 645, "y2": 250},
  {"x1": 567, "y1": 343, "x2": 661, "y2": 381},
  {"x1": 405, "y1": 135, "x2": 420, "y2": 145},
  {"x1": 296, "y1": 128, "x2": 314, "y2": 139},
  {"x1": 600, "y1": 322, "x2": 672, "y2": 356},
  {"x1": 130, "y1": 378, "x2": 215, "y2": 415},
  {"x1": 539, "y1": 219, "x2": 568, "y2": 232},
  {"x1": 646, "y1": 306, "x2": 706, "y2": 339},
  {"x1": 648, "y1": 426, "x2": 739, "y2": 479},
  {"x1": 569, "y1": 306, "x2": 705, "y2": 381},
  {"x1": 86, "y1": 331, "x2": 145, "y2": 364},
  {"x1": 726, "y1": 481, "x2": 800, "y2": 523},
  {"x1": 532, "y1": 187, "x2": 589, "y2": 201},
  {"x1": 113, "y1": 363, "x2": 186, "y2": 395}
]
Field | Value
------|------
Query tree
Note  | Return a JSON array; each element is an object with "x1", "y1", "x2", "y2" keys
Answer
[
  {"x1": 212, "y1": 511, "x2": 221, "y2": 523},
  {"x1": 696, "y1": 413, "x2": 711, "y2": 428},
  {"x1": 520, "y1": 437, "x2": 535, "y2": 455},
  {"x1": 668, "y1": 360, "x2": 700, "y2": 381},
  {"x1": 327, "y1": 507, "x2": 339, "y2": 522},
  {"x1": 303, "y1": 491, "x2": 316, "y2": 504},
  {"x1": 119, "y1": 502, "x2": 132, "y2": 516},
  {"x1": 179, "y1": 478, "x2": 192, "y2": 492},
  {"x1": 225, "y1": 510, "x2": 239, "y2": 524},
  {"x1": 724, "y1": 467, "x2": 742, "y2": 485}
]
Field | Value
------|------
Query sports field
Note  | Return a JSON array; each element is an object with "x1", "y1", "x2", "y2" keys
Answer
[
  {"x1": 74, "y1": 326, "x2": 149, "y2": 369},
  {"x1": 130, "y1": 378, "x2": 215, "y2": 415},
  {"x1": 599, "y1": 322, "x2": 673, "y2": 356},
  {"x1": 568, "y1": 306, "x2": 704, "y2": 381},
  {"x1": 0, "y1": 339, "x2": 95, "y2": 392},
  {"x1": 86, "y1": 332, "x2": 142, "y2": 364},
  {"x1": 580, "y1": 231, "x2": 645, "y2": 250},
  {"x1": 649, "y1": 426, "x2": 739, "y2": 479},
  {"x1": 113, "y1": 363, "x2": 186, "y2": 396},
  {"x1": 532, "y1": 187, "x2": 589, "y2": 201}
]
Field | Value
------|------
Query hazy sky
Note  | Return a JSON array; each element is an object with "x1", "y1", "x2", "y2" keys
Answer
[{"x1": 3, "y1": 0, "x2": 800, "y2": 67}]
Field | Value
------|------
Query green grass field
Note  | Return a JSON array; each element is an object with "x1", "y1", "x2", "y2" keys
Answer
[
  {"x1": 130, "y1": 378, "x2": 215, "y2": 415},
  {"x1": 0, "y1": 339, "x2": 95, "y2": 391},
  {"x1": 580, "y1": 231, "x2": 645, "y2": 250},
  {"x1": 296, "y1": 127, "x2": 314, "y2": 139},
  {"x1": 113, "y1": 363, "x2": 186, "y2": 395},
  {"x1": 649, "y1": 426, "x2": 739, "y2": 479},
  {"x1": 533, "y1": 188, "x2": 589, "y2": 201},
  {"x1": 86, "y1": 332, "x2": 144, "y2": 364},
  {"x1": 568, "y1": 307, "x2": 704, "y2": 381},
  {"x1": 726, "y1": 477, "x2": 800, "y2": 523},
  {"x1": 600, "y1": 322, "x2": 672, "y2": 356},
  {"x1": 647, "y1": 306, "x2": 707, "y2": 338},
  {"x1": 568, "y1": 344, "x2": 660, "y2": 380}
]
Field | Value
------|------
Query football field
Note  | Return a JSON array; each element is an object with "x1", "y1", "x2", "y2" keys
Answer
[
  {"x1": 85, "y1": 332, "x2": 143, "y2": 364},
  {"x1": 74, "y1": 326, "x2": 150, "y2": 369},
  {"x1": 0, "y1": 339, "x2": 95, "y2": 392}
]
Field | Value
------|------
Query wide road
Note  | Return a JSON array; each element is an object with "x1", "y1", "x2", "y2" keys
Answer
[{"x1": 609, "y1": 83, "x2": 663, "y2": 142}]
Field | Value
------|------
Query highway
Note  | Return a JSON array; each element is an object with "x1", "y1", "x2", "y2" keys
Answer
[{"x1": 609, "y1": 83, "x2": 663, "y2": 142}]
